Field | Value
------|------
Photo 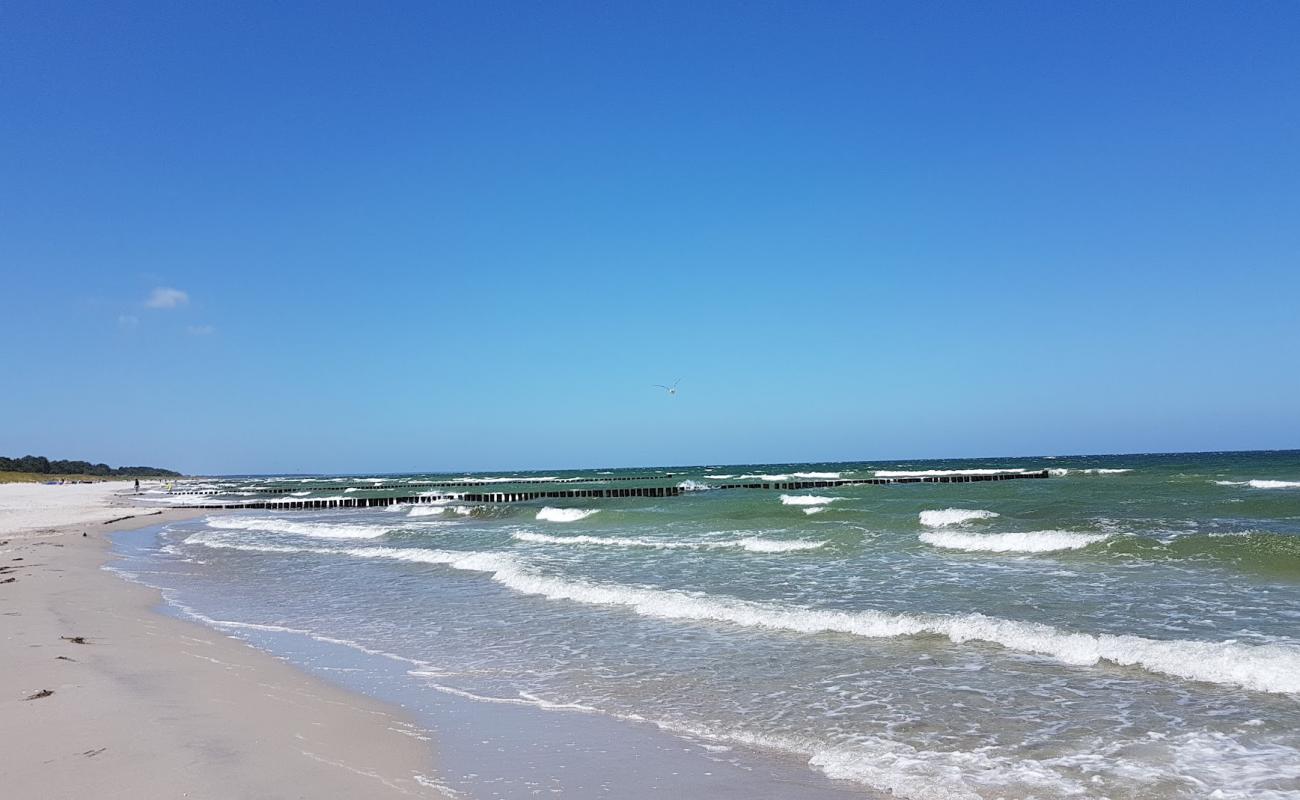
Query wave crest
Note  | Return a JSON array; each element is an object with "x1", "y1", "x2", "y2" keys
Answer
[
  {"x1": 920, "y1": 530, "x2": 1108, "y2": 553},
  {"x1": 676, "y1": 480, "x2": 713, "y2": 492},
  {"x1": 535, "y1": 507, "x2": 600, "y2": 523},
  {"x1": 779, "y1": 495, "x2": 839, "y2": 506},
  {"x1": 204, "y1": 515, "x2": 391, "y2": 540},
  {"x1": 1216, "y1": 479, "x2": 1300, "y2": 490},
  {"x1": 408, "y1": 505, "x2": 474, "y2": 517},
  {"x1": 919, "y1": 509, "x2": 999, "y2": 527}
]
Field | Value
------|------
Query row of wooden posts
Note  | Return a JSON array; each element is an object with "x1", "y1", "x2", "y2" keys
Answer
[
  {"x1": 167, "y1": 472, "x2": 685, "y2": 495},
  {"x1": 163, "y1": 470, "x2": 1051, "y2": 511}
]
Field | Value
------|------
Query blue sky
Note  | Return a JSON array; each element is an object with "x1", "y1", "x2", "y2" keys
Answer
[{"x1": 3, "y1": 2, "x2": 1298, "y2": 474}]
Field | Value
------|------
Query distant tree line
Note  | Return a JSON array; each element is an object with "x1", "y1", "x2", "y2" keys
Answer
[{"x1": 0, "y1": 455, "x2": 181, "y2": 477}]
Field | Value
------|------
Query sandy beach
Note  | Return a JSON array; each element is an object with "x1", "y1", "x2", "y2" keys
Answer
[{"x1": 0, "y1": 482, "x2": 448, "y2": 799}]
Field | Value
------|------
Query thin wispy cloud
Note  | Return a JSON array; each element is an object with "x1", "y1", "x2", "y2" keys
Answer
[
  {"x1": 186, "y1": 324, "x2": 216, "y2": 336},
  {"x1": 117, "y1": 314, "x2": 140, "y2": 329},
  {"x1": 145, "y1": 287, "x2": 189, "y2": 309}
]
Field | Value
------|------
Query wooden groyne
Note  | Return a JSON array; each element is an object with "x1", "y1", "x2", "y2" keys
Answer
[
  {"x1": 162, "y1": 470, "x2": 1051, "y2": 511},
  {"x1": 167, "y1": 473, "x2": 685, "y2": 496}
]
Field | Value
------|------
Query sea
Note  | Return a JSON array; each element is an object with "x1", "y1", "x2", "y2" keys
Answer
[{"x1": 114, "y1": 450, "x2": 1300, "y2": 799}]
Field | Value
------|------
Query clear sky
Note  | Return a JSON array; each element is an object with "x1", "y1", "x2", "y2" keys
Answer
[{"x1": 3, "y1": 2, "x2": 1298, "y2": 475}]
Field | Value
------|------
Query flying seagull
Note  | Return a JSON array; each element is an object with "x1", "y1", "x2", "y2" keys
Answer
[{"x1": 654, "y1": 379, "x2": 680, "y2": 397}]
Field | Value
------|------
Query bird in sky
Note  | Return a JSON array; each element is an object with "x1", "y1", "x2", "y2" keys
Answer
[{"x1": 654, "y1": 379, "x2": 680, "y2": 397}]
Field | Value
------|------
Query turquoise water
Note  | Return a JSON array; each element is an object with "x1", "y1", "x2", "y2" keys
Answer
[{"x1": 123, "y1": 451, "x2": 1300, "y2": 798}]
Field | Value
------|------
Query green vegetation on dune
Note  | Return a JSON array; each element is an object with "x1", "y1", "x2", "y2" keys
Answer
[
  {"x1": 0, "y1": 471, "x2": 134, "y2": 484},
  {"x1": 0, "y1": 455, "x2": 181, "y2": 479}
]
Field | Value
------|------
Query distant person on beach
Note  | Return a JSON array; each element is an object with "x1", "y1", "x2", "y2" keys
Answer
[{"x1": 134, "y1": 478, "x2": 140, "y2": 493}]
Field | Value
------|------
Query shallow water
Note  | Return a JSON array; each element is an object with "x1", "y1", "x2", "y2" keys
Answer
[{"x1": 118, "y1": 451, "x2": 1300, "y2": 798}]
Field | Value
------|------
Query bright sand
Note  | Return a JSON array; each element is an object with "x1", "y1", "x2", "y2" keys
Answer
[{"x1": 0, "y1": 482, "x2": 448, "y2": 799}]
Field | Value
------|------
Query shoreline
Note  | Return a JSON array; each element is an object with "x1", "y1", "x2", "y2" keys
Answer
[{"x1": 0, "y1": 487, "x2": 449, "y2": 799}]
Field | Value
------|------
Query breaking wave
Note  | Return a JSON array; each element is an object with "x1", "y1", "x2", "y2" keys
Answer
[
  {"x1": 183, "y1": 539, "x2": 1300, "y2": 694},
  {"x1": 920, "y1": 530, "x2": 1108, "y2": 553},
  {"x1": 676, "y1": 480, "x2": 713, "y2": 492},
  {"x1": 792, "y1": 471, "x2": 842, "y2": 479},
  {"x1": 779, "y1": 495, "x2": 839, "y2": 506},
  {"x1": 1050, "y1": 468, "x2": 1134, "y2": 476},
  {"x1": 204, "y1": 515, "x2": 391, "y2": 540},
  {"x1": 1216, "y1": 479, "x2": 1300, "y2": 490},
  {"x1": 535, "y1": 507, "x2": 600, "y2": 523},
  {"x1": 918, "y1": 509, "x2": 999, "y2": 527},
  {"x1": 408, "y1": 505, "x2": 474, "y2": 517}
]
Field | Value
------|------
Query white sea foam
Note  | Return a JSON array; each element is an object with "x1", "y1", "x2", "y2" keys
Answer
[
  {"x1": 535, "y1": 507, "x2": 600, "y2": 523},
  {"x1": 407, "y1": 504, "x2": 472, "y2": 517},
  {"x1": 804, "y1": 507, "x2": 826, "y2": 515},
  {"x1": 204, "y1": 515, "x2": 391, "y2": 539},
  {"x1": 406, "y1": 677, "x2": 604, "y2": 715},
  {"x1": 919, "y1": 530, "x2": 1108, "y2": 553},
  {"x1": 703, "y1": 474, "x2": 735, "y2": 480},
  {"x1": 875, "y1": 468, "x2": 1026, "y2": 478},
  {"x1": 1039, "y1": 730, "x2": 1300, "y2": 800},
  {"x1": 399, "y1": 679, "x2": 1089, "y2": 800},
  {"x1": 511, "y1": 531, "x2": 825, "y2": 553},
  {"x1": 183, "y1": 531, "x2": 304, "y2": 552},
  {"x1": 728, "y1": 474, "x2": 791, "y2": 481},
  {"x1": 1051, "y1": 468, "x2": 1134, "y2": 476},
  {"x1": 1216, "y1": 479, "x2": 1300, "y2": 489},
  {"x1": 918, "y1": 509, "x2": 999, "y2": 528},
  {"x1": 779, "y1": 495, "x2": 839, "y2": 506},
  {"x1": 676, "y1": 480, "x2": 713, "y2": 492},
  {"x1": 791, "y1": 471, "x2": 842, "y2": 479},
  {"x1": 183, "y1": 540, "x2": 1300, "y2": 694},
  {"x1": 807, "y1": 734, "x2": 1084, "y2": 800}
]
